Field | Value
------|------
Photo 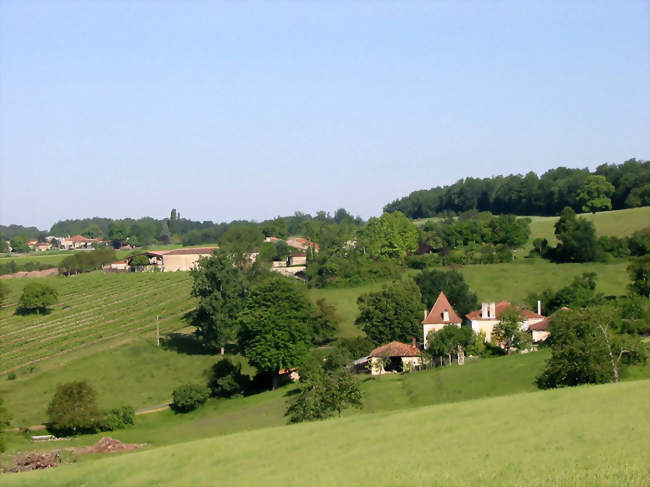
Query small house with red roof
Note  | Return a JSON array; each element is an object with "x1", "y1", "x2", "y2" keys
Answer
[
  {"x1": 529, "y1": 317, "x2": 550, "y2": 343},
  {"x1": 466, "y1": 301, "x2": 545, "y2": 342},
  {"x1": 422, "y1": 291, "x2": 462, "y2": 348},
  {"x1": 359, "y1": 340, "x2": 422, "y2": 375}
]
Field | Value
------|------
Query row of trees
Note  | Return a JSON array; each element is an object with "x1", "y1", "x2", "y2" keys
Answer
[
  {"x1": 385, "y1": 159, "x2": 650, "y2": 218},
  {"x1": 58, "y1": 248, "x2": 117, "y2": 275}
]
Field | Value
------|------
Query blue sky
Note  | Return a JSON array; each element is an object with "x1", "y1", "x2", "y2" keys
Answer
[{"x1": 1, "y1": 1, "x2": 648, "y2": 230}]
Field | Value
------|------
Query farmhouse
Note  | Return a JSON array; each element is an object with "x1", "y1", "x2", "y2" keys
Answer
[
  {"x1": 128, "y1": 247, "x2": 219, "y2": 272},
  {"x1": 466, "y1": 301, "x2": 545, "y2": 342},
  {"x1": 357, "y1": 340, "x2": 422, "y2": 375},
  {"x1": 422, "y1": 291, "x2": 462, "y2": 348},
  {"x1": 35, "y1": 242, "x2": 52, "y2": 252},
  {"x1": 59, "y1": 235, "x2": 102, "y2": 249},
  {"x1": 529, "y1": 317, "x2": 550, "y2": 342}
]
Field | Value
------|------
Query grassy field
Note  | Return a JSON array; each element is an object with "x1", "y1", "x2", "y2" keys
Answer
[
  {"x1": 4, "y1": 379, "x2": 648, "y2": 486},
  {"x1": 0, "y1": 272, "x2": 195, "y2": 375}
]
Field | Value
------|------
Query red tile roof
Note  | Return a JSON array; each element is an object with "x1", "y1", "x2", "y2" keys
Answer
[
  {"x1": 70, "y1": 235, "x2": 101, "y2": 243},
  {"x1": 286, "y1": 238, "x2": 320, "y2": 251},
  {"x1": 466, "y1": 301, "x2": 545, "y2": 321},
  {"x1": 529, "y1": 317, "x2": 550, "y2": 331},
  {"x1": 422, "y1": 291, "x2": 462, "y2": 324},
  {"x1": 369, "y1": 341, "x2": 421, "y2": 358}
]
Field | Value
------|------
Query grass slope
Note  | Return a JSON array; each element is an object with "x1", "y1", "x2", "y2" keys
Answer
[
  {"x1": 4, "y1": 380, "x2": 648, "y2": 486},
  {"x1": 0, "y1": 272, "x2": 194, "y2": 374}
]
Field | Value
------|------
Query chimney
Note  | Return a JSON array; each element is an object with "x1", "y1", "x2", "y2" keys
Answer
[
  {"x1": 443, "y1": 310, "x2": 450, "y2": 322},
  {"x1": 481, "y1": 303, "x2": 488, "y2": 319},
  {"x1": 412, "y1": 337, "x2": 417, "y2": 348},
  {"x1": 424, "y1": 309, "x2": 428, "y2": 320},
  {"x1": 537, "y1": 300, "x2": 542, "y2": 316},
  {"x1": 489, "y1": 302, "x2": 496, "y2": 319}
]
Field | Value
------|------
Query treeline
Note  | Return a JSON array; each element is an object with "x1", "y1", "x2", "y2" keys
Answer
[
  {"x1": 48, "y1": 208, "x2": 363, "y2": 248},
  {"x1": 384, "y1": 159, "x2": 650, "y2": 218},
  {"x1": 58, "y1": 248, "x2": 117, "y2": 275},
  {"x1": 0, "y1": 260, "x2": 56, "y2": 276}
]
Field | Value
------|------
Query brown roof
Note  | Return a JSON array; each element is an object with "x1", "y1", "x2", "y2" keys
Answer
[
  {"x1": 70, "y1": 235, "x2": 100, "y2": 243},
  {"x1": 369, "y1": 341, "x2": 421, "y2": 358},
  {"x1": 165, "y1": 246, "x2": 219, "y2": 256},
  {"x1": 423, "y1": 291, "x2": 462, "y2": 324},
  {"x1": 466, "y1": 301, "x2": 545, "y2": 321},
  {"x1": 286, "y1": 238, "x2": 320, "y2": 251},
  {"x1": 529, "y1": 317, "x2": 550, "y2": 331}
]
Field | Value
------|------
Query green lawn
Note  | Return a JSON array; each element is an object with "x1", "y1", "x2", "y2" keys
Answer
[
  {"x1": 458, "y1": 260, "x2": 629, "y2": 303},
  {"x1": 4, "y1": 379, "x2": 648, "y2": 486}
]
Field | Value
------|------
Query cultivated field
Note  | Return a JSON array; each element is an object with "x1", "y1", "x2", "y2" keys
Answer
[
  {"x1": 0, "y1": 272, "x2": 195, "y2": 375},
  {"x1": 4, "y1": 379, "x2": 648, "y2": 486}
]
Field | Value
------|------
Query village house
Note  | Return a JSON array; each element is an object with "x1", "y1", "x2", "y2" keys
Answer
[
  {"x1": 35, "y1": 242, "x2": 52, "y2": 252},
  {"x1": 422, "y1": 291, "x2": 462, "y2": 348},
  {"x1": 356, "y1": 340, "x2": 422, "y2": 375},
  {"x1": 126, "y1": 247, "x2": 219, "y2": 272},
  {"x1": 58, "y1": 235, "x2": 102, "y2": 250},
  {"x1": 529, "y1": 317, "x2": 551, "y2": 343},
  {"x1": 466, "y1": 301, "x2": 545, "y2": 342}
]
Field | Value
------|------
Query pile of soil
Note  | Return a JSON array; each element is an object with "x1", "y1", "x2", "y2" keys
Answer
[
  {"x1": 5, "y1": 452, "x2": 61, "y2": 473},
  {"x1": 73, "y1": 437, "x2": 142, "y2": 454}
]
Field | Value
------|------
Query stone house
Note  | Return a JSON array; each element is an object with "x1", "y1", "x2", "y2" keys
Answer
[
  {"x1": 422, "y1": 291, "x2": 462, "y2": 348},
  {"x1": 466, "y1": 301, "x2": 545, "y2": 342}
]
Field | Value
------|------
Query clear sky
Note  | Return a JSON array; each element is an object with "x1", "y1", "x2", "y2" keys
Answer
[{"x1": 1, "y1": 1, "x2": 648, "y2": 230}]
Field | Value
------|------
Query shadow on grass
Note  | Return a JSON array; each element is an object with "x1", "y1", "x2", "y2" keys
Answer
[
  {"x1": 14, "y1": 307, "x2": 53, "y2": 316},
  {"x1": 161, "y1": 333, "x2": 212, "y2": 355}
]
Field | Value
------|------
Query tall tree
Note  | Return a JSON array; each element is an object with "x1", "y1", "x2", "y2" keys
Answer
[
  {"x1": 357, "y1": 212, "x2": 418, "y2": 260},
  {"x1": 552, "y1": 207, "x2": 600, "y2": 262},
  {"x1": 355, "y1": 279, "x2": 423, "y2": 345},
  {"x1": 190, "y1": 250, "x2": 248, "y2": 354},
  {"x1": 577, "y1": 175, "x2": 615, "y2": 213},
  {"x1": 238, "y1": 278, "x2": 314, "y2": 389},
  {"x1": 491, "y1": 307, "x2": 531, "y2": 354},
  {"x1": 414, "y1": 269, "x2": 478, "y2": 320},
  {"x1": 627, "y1": 255, "x2": 650, "y2": 298}
]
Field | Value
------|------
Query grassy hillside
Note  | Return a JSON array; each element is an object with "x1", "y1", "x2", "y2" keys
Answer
[
  {"x1": 526, "y1": 206, "x2": 650, "y2": 246},
  {"x1": 0, "y1": 272, "x2": 194, "y2": 375},
  {"x1": 4, "y1": 380, "x2": 648, "y2": 486}
]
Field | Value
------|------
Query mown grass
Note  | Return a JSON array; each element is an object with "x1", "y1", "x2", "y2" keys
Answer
[{"x1": 3, "y1": 379, "x2": 648, "y2": 486}]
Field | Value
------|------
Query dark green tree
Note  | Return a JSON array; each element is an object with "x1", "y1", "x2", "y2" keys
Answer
[
  {"x1": 311, "y1": 298, "x2": 339, "y2": 344},
  {"x1": 238, "y1": 278, "x2": 314, "y2": 389},
  {"x1": 537, "y1": 307, "x2": 646, "y2": 388},
  {"x1": 552, "y1": 207, "x2": 600, "y2": 262},
  {"x1": 627, "y1": 255, "x2": 650, "y2": 297},
  {"x1": 355, "y1": 279, "x2": 423, "y2": 345},
  {"x1": 108, "y1": 221, "x2": 129, "y2": 248},
  {"x1": 10, "y1": 235, "x2": 30, "y2": 253},
  {"x1": 207, "y1": 358, "x2": 249, "y2": 397},
  {"x1": 190, "y1": 250, "x2": 248, "y2": 354},
  {"x1": 18, "y1": 282, "x2": 58, "y2": 314},
  {"x1": 426, "y1": 325, "x2": 474, "y2": 365},
  {"x1": 414, "y1": 269, "x2": 478, "y2": 320},
  {"x1": 171, "y1": 384, "x2": 210, "y2": 413},
  {"x1": 577, "y1": 175, "x2": 615, "y2": 213},
  {"x1": 47, "y1": 381, "x2": 102, "y2": 434}
]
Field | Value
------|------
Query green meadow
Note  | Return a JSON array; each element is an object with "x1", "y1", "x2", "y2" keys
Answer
[{"x1": 4, "y1": 379, "x2": 649, "y2": 486}]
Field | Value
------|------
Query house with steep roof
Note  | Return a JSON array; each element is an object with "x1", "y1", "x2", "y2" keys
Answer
[
  {"x1": 357, "y1": 340, "x2": 422, "y2": 375},
  {"x1": 466, "y1": 301, "x2": 545, "y2": 342},
  {"x1": 422, "y1": 291, "x2": 462, "y2": 348}
]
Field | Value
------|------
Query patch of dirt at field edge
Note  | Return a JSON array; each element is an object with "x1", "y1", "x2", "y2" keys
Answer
[
  {"x1": 4, "y1": 438, "x2": 143, "y2": 474},
  {"x1": 72, "y1": 436, "x2": 143, "y2": 454},
  {"x1": 4, "y1": 451, "x2": 62, "y2": 472},
  {"x1": 0, "y1": 268, "x2": 59, "y2": 279}
]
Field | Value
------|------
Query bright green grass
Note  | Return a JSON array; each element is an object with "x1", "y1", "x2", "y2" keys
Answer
[
  {"x1": 308, "y1": 281, "x2": 390, "y2": 338},
  {"x1": 0, "y1": 338, "x2": 224, "y2": 426},
  {"x1": 458, "y1": 260, "x2": 629, "y2": 302},
  {"x1": 526, "y1": 206, "x2": 650, "y2": 247},
  {"x1": 4, "y1": 380, "x2": 648, "y2": 486},
  {"x1": 0, "y1": 272, "x2": 195, "y2": 374},
  {"x1": 0, "y1": 253, "x2": 71, "y2": 267}
]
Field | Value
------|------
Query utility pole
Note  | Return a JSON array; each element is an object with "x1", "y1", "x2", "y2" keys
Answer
[{"x1": 156, "y1": 315, "x2": 160, "y2": 346}]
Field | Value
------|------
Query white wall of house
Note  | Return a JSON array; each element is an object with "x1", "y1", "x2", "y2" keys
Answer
[{"x1": 423, "y1": 323, "x2": 460, "y2": 348}]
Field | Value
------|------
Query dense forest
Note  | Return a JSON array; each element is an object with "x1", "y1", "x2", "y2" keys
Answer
[{"x1": 384, "y1": 159, "x2": 650, "y2": 218}]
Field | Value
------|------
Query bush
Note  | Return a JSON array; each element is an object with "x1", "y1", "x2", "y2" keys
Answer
[
  {"x1": 7, "y1": 372, "x2": 16, "y2": 381},
  {"x1": 47, "y1": 381, "x2": 102, "y2": 434},
  {"x1": 18, "y1": 282, "x2": 58, "y2": 314},
  {"x1": 97, "y1": 406, "x2": 135, "y2": 431},
  {"x1": 208, "y1": 358, "x2": 249, "y2": 398},
  {"x1": 171, "y1": 384, "x2": 210, "y2": 413}
]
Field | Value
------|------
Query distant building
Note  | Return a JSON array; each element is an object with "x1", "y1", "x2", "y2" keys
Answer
[
  {"x1": 126, "y1": 247, "x2": 219, "y2": 272},
  {"x1": 356, "y1": 340, "x2": 422, "y2": 375},
  {"x1": 422, "y1": 291, "x2": 462, "y2": 348},
  {"x1": 466, "y1": 301, "x2": 545, "y2": 342}
]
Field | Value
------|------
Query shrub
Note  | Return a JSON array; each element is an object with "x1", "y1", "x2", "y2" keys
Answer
[
  {"x1": 171, "y1": 384, "x2": 210, "y2": 413},
  {"x1": 97, "y1": 406, "x2": 135, "y2": 431},
  {"x1": 208, "y1": 358, "x2": 249, "y2": 398},
  {"x1": 47, "y1": 381, "x2": 102, "y2": 434},
  {"x1": 18, "y1": 282, "x2": 59, "y2": 314},
  {"x1": 7, "y1": 372, "x2": 16, "y2": 381}
]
